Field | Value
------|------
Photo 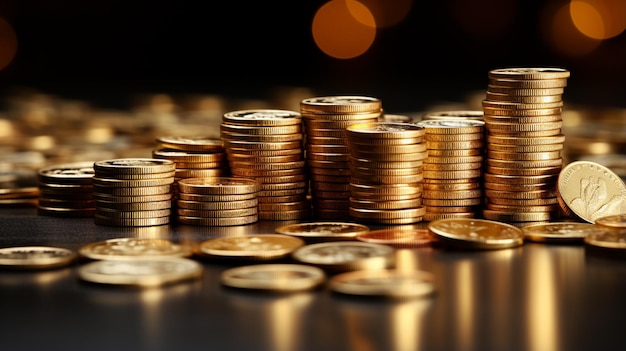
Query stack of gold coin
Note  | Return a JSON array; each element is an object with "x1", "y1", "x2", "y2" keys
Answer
[
  {"x1": 37, "y1": 161, "x2": 95, "y2": 217},
  {"x1": 176, "y1": 177, "x2": 261, "y2": 226},
  {"x1": 482, "y1": 67, "x2": 570, "y2": 225},
  {"x1": 220, "y1": 109, "x2": 310, "y2": 221},
  {"x1": 345, "y1": 122, "x2": 427, "y2": 224},
  {"x1": 92, "y1": 158, "x2": 175, "y2": 226},
  {"x1": 300, "y1": 96, "x2": 382, "y2": 219},
  {"x1": 415, "y1": 119, "x2": 485, "y2": 221},
  {"x1": 0, "y1": 169, "x2": 39, "y2": 207},
  {"x1": 152, "y1": 136, "x2": 229, "y2": 181}
]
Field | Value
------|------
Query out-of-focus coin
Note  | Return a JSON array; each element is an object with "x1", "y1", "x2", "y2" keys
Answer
[
  {"x1": 557, "y1": 161, "x2": 626, "y2": 223},
  {"x1": 328, "y1": 269, "x2": 436, "y2": 299},
  {"x1": 428, "y1": 218, "x2": 524, "y2": 249},
  {"x1": 521, "y1": 221, "x2": 596, "y2": 243},
  {"x1": 37, "y1": 161, "x2": 95, "y2": 185},
  {"x1": 77, "y1": 257, "x2": 202, "y2": 287},
  {"x1": 197, "y1": 234, "x2": 304, "y2": 261},
  {"x1": 78, "y1": 238, "x2": 193, "y2": 260},
  {"x1": 275, "y1": 222, "x2": 370, "y2": 241},
  {"x1": 594, "y1": 214, "x2": 626, "y2": 228},
  {"x1": 356, "y1": 228, "x2": 437, "y2": 248},
  {"x1": 291, "y1": 241, "x2": 395, "y2": 272},
  {"x1": 155, "y1": 136, "x2": 224, "y2": 152},
  {"x1": 583, "y1": 227, "x2": 626, "y2": 254},
  {"x1": 0, "y1": 246, "x2": 77, "y2": 270},
  {"x1": 220, "y1": 264, "x2": 326, "y2": 292}
]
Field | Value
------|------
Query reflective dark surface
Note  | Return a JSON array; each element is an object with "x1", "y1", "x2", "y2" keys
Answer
[{"x1": 2, "y1": 207, "x2": 626, "y2": 351}]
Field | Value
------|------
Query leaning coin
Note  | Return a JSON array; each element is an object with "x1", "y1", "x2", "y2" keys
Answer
[
  {"x1": 521, "y1": 222, "x2": 596, "y2": 243},
  {"x1": 77, "y1": 257, "x2": 202, "y2": 287},
  {"x1": 78, "y1": 238, "x2": 193, "y2": 260},
  {"x1": 328, "y1": 269, "x2": 436, "y2": 299},
  {"x1": 428, "y1": 218, "x2": 524, "y2": 250},
  {"x1": 197, "y1": 234, "x2": 305, "y2": 261},
  {"x1": 291, "y1": 241, "x2": 395, "y2": 272},
  {"x1": 220, "y1": 264, "x2": 326, "y2": 292},
  {"x1": 0, "y1": 246, "x2": 77, "y2": 270},
  {"x1": 275, "y1": 222, "x2": 370, "y2": 242}
]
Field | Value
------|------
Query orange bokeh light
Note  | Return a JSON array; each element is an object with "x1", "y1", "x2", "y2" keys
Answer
[
  {"x1": 355, "y1": 0, "x2": 413, "y2": 28},
  {"x1": 541, "y1": 2, "x2": 601, "y2": 56},
  {"x1": 312, "y1": 0, "x2": 377, "y2": 59},
  {"x1": 569, "y1": 0, "x2": 626, "y2": 39},
  {"x1": 0, "y1": 17, "x2": 18, "y2": 71}
]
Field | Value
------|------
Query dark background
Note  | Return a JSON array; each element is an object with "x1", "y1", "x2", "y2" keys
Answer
[{"x1": 1, "y1": 0, "x2": 625, "y2": 112}]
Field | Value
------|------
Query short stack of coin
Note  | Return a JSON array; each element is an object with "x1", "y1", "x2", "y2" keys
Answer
[
  {"x1": 152, "y1": 136, "x2": 229, "y2": 181},
  {"x1": 482, "y1": 67, "x2": 570, "y2": 225},
  {"x1": 176, "y1": 177, "x2": 261, "y2": 226},
  {"x1": 415, "y1": 119, "x2": 485, "y2": 221},
  {"x1": 220, "y1": 109, "x2": 310, "y2": 221},
  {"x1": 346, "y1": 122, "x2": 427, "y2": 225},
  {"x1": 93, "y1": 158, "x2": 175, "y2": 226},
  {"x1": 37, "y1": 161, "x2": 95, "y2": 217},
  {"x1": 300, "y1": 96, "x2": 382, "y2": 220}
]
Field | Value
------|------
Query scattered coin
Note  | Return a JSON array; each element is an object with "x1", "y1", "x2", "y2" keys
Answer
[
  {"x1": 428, "y1": 218, "x2": 524, "y2": 249},
  {"x1": 328, "y1": 269, "x2": 436, "y2": 299},
  {"x1": 275, "y1": 222, "x2": 370, "y2": 241},
  {"x1": 291, "y1": 241, "x2": 395, "y2": 272},
  {"x1": 0, "y1": 246, "x2": 77, "y2": 270},
  {"x1": 220, "y1": 264, "x2": 326, "y2": 292},
  {"x1": 197, "y1": 234, "x2": 305, "y2": 261},
  {"x1": 78, "y1": 238, "x2": 193, "y2": 260},
  {"x1": 521, "y1": 221, "x2": 596, "y2": 243}
]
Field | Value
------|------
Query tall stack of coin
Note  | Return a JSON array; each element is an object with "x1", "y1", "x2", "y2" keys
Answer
[
  {"x1": 416, "y1": 119, "x2": 485, "y2": 221},
  {"x1": 37, "y1": 161, "x2": 95, "y2": 217},
  {"x1": 345, "y1": 122, "x2": 427, "y2": 224},
  {"x1": 482, "y1": 67, "x2": 570, "y2": 225},
  {"x1": 300, "y1": 96, "x2": 382, "y2": 219},
  {"x1": 176, "y1": 177, "x2": 261, "y2": 226},
  {"x1": 220, "y1": 109, "x2": 310, "y2": 221},
  {"x1": 93, "y1": 158, "x2": 176, "y2": 226}
]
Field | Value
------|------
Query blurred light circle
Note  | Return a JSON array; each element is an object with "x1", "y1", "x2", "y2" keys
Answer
[
  {"x1": 541, "y1": 2, "x2": 601, "y2": 56},
  {"x1": 569, "y1": 0, "x2": 626, "y2": 39},
  {"x1": 356, "y1": 0, "x2": 412, "y2": 28}
]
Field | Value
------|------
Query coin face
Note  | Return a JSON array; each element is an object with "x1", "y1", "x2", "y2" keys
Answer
[
  {"x1": 557, "y1": 161, "x2": 626, "y2": 223},
  {"x1": 428, "y1": 218, "x2": 524, "y2": 249},
  {"x1": 222, "y1": 109, "x2": 302, "y2": 126},
  {"x1": 356, "y1": 228, "x2": 437, "y2": 248},
  {"x1": 595, "y1": 214, "x2": 626, "y2": 228},
  {"x1": 291, "y1": 241, "x2": 395, "y2": 271},
  {"x1": 488, "y1": 67, "x2": 571, "y2": 80},
  {"x1": 94, "y1": 158, "x2": 175, "y2": 174},
  {"x1": 38, "y1": 161, "x2": 95, "y2": 183},
  {"x1": 198, "y1": 234, "x2": 305, "y2": 260},
  {"x1": 275, "y1": 222, "x2": 370, "y2": 241},
  {"x1": 521, "y1": 222, "x2": 596, "y2": 243},
  {"x1": 346, "y1": 122, "x2": 426, "y2": 137},
  {"x1": 329, "y1": 269, "x2": 436, "y2": 298},
  {"x1": 0, "y1": 246, "x2": 77, "y2": 270},
  {"x1": 220, "y1": 264, "x2": 326, "y2": 292},
  {"x1": 300, "y1": 96, "x2": 382, "y2": 114},
  {"x1": 77, "y1": 258, "x2": 202, "y2": 287},
  {"x1": 78, "y1": 238, "x2": 193, "y2": 260}
]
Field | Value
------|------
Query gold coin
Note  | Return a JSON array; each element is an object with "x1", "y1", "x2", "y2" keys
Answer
[
  {"x1": 483, "y1": 114, "x2": 562, "y2": 124},
  {"x1": 37, "y1": 206, "x2": 95, "y2": 218},
  {"x1": 595, "y1": 214, "x2": 626, "y2": 228},
  {"x1": 220, "y1": 123, "x2": 302, "y2": 136},
  {"x1": 95, "y1": 199, "x2": 172, "y2": 211},
  {"x1": 92, "y1": 184, "x2": 172, "y2": 196},
  {"x1": 220, "y1": 264, "x2": 326, "y2": 292},
  {"x1": 426, "y1": 140, "x2": 484, "y2": 150},
  {"x1": 423, "y1": 212, "x2": 476, "y2": 221},
  {"x1": 349, "y1": 198, "x2": 423, "y2": 210},
  {"x1": 485, "y1": 203, "x2": 560, "y2": 213},
  {"x1": 488, "y1": 78, "x2": 568, "y2": 88},
  {"x1": 482, "y1": 107, "x2": 562, "y2": 117},
  {"x1": 222, "y1": 109, "x2": 302, "y2": 126},
  {"x1": 583, "y1": 227, "x2": 626, "y2": 251},
  {"x1": 487, "y1": 85, "x2": 565, "y2": 96},
  {"x1": 521, "y1": 221, "x2": 595, "y2": 243},
  {"x1": 345, "y1": 121, "x2": 426, "y2": 139},
  {"x1": 223, "y1": 139, "x2": 302, "y2": 151},
  {"x1": 92, "y1": 192, "x2": 172, "y2": 203},
  {"x1": 0, "y1": 246, "x2": 77, "y2": 270},
  {"x1": 177, "y1": 192, "x2": 255, "y2": 202},
  {"x1": 486, "y1": 158, "x2": 563, "y2": 169},
  {"x1": 225, "y1": 147, "x2": 302, "y2": 156},
  {"x1": 92, "y1": 177, "x2": 174, "y2": 188},
  {"x1": 79, "y1": 238, "x2": 192, "y2": 260},
  {"x1": 488, "y1": 150, "x2": 561, "y2": 161},
  {"x1": 300, "y1": 96, "x2": 382, "y2": 114},
  {"x1": 291, "y1": 241, "x2": 395, "y2": 272},
  {"x1": 484, "y1": 181, "x2": 556, "y2": 192},
  {"x1": 557, "y1": 160, "x2": 626, "y2": 223},
  {"x1": 484, "y1": 173, "x2": 557, "y2": 185},
  {"x1": 94, "y1": 158, "x2": 176, "y2": 175},
  {"x1": 77, "y1": 258, "x2": 202, "y2": 287},
  {"x1": 428, "y1": 218, "x2": 524, "y2": 249},
  {"x1": 416, "y1": 119, "x2": 485, "y2": 134},
  {"x1": 485, "y1": 92, "x2": 562, "y2": 103},
  {"x1": 424, "y1": 133, "x2": 484, "y2": 142},
  {"x1": 275, "y1": 221, "x2": 370, "y2": 241},
  {"x1": 422, "y1": 198, "x2": 482, "y2": 207},
  {"x1": 486, "y1": 165, "x2": 561, "y2": 176},
  {"x1": 95, "y1": 208, "x2": 172, "y2": 219},
  {"x1": 176, "y1": 207, "x2": 257, "y2": 218},
  {"x1": 177, "y1": 177, "x2": 260, "y2": 195},
  {"x1": 329, "y1": 269, "x2": 436, "y2": 298},
  {"x1": 482, "y1": 209, "x2": 559, "y2": 222},
  {"x1": 486, "y1": 134, "x2": 565, "y2": 145},
  {"x1": 93, "y1": 215, "x2": 171, "y2": 227},
  {"x1": 220, "y1": 131, "x2": 303, "y2": 142},
  {"x1": 380, "y1": 113, "x2": 414, "y2": 123},
  {"x1": 177, "y1": 214, "x2": 258, "y2": 226},
  {"x1": 349, "y1": 207, "x2": 426, "y2": 220},
  {"x1": 422, "y1": 189, "x2": 482, "y2": 199},
  {"x1": 258, "y1": 208, "x2": 311, "y2": 221},
  {"x1": 422, "y1": 169, "x2": 482, "y2": 179},
  {"x1": 356, "y1": 228, "x2": 436, "y2": 248},
  {"x1": 155, "y1": 136, "x2": 225, "y2": 152},
  {"x1": 177, "y1": 198, "x2": 258, "y2": 210},
  {"x1": 37, "y1": 161, "x2": 95, "y2": 185},
  {"x1": 427, "y1": 149, "x2": 483, "y2": 157},
  {"x1": 175, "y1": 168, "x2": 229, "y2": 179},
  {"x1": 422, "y1": 162, "x2": 482, "y2": 171},
  {"x1": 485, "y1": 121, "x2": 563, "y2": 133},
  {"x1": 488, "y1": 67, "x2": 571, "y2": 80},
  {"x1": 420, "y1": 110, "x2": 484, "y2": 120},
  {"x1": 197, "y1": 234, "x2": 304, "y2": 260}
]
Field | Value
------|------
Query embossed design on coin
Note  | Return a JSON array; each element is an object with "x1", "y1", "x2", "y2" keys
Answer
[
  {"x1": 198, "y1": 234, "x2": 304, "y2": 260},
  {"x1": 77, "y1": 258, "x2": 202, "y2": 286},
  {"x1": 275, "y1": 222, "x2": 370, "y2": 240},
  {"x1": 292, "y1": 241, "x2": 395, "y2": 272},
  {"x1": 521, "y1": 222, "x2": 595, "y2": 243},
  {"x1": 0, "y1": 246, "x2": 77, "y2": 269},
  {"x1": 78, "y1": 238, "x2": 193, "y2": 260},
  {"x1": 558, "y1": 161, "x2": 626, "y2": 223},
  {"x1": 428, "y1": 218, "x2": 524, "y2": 249}
]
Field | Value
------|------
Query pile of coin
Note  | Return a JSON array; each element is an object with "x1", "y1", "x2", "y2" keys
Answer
[
  {"x1": 416, "y1": 119, "x2": 485, "y2": 221},
  {"x1": 345, "y1": 121, "x2": 427, "y2": 224},
  {"x1": 176, "y1": 177, "x2": 261, "y2": 226},
  {"x1": 37, "y1": 161, "x2": 95, "y2": 217},
  {"x1": 220, "y1": 109, "x2": 310, "y2": 221},
  {"x1": 300, "y1": 96, "x2": 382, "y2": 219},
  {"x1": 482, "y1": 67, "x2": 570, "y2": 225},
  {"x1": 92, "y1": 158, "x2": 175, "y2": 226}
]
